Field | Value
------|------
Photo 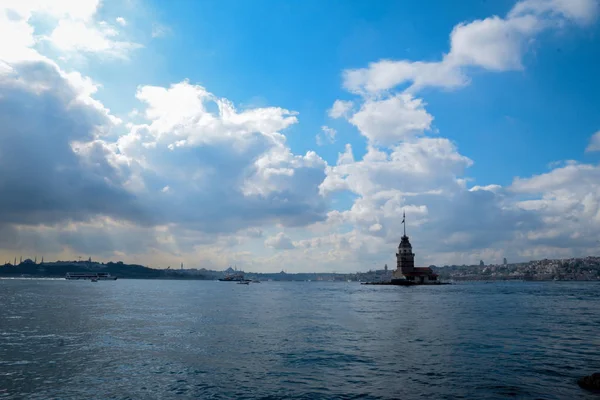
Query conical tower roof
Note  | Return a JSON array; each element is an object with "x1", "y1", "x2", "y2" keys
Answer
[{"x1": 398, "y1": 234, "x2": 412, "y2": 249}]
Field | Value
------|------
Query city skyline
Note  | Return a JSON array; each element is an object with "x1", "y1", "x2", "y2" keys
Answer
[{"x1": 1, "y1": 0, "x2": 600, "y2": 272}]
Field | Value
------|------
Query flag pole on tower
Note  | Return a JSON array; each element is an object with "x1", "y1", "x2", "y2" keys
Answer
[{"x1": 402, "y1": 210, "x2": 406, "y2": 237}]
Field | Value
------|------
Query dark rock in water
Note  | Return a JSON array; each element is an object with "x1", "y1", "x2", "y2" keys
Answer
[{"x1": 578, "y1": 373, "x2": 600, "y2": 392}]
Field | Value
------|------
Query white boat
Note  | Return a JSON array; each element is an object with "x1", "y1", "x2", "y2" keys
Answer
[{"x1": 66, "y1": 272, "x2": 117, "y2": 281}]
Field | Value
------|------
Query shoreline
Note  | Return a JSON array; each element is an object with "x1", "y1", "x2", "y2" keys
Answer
[{"x1": 2, "y1": 276, "x2": 599, "y2": 283}]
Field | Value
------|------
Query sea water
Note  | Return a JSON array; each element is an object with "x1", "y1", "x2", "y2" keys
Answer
[{"x1": 1, "y1": 279, "x2": 599, "y2": 399}]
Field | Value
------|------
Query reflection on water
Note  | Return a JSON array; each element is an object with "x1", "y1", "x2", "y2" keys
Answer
[{"x1": 1, "y1": 279, "x2": 599, "y2": 399}]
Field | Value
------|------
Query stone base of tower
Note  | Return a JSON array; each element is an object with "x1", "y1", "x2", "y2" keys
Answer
[
  {"x1": 361, "y1": 279, "x2": 450, "y2": 286},
  {"x1": 390, "y1": 277, "x2": 417, "y2": 285},
  {"x1": 362, "y1": 279, "x2": 415, "y2": 286},
  {"x1": 363, "y1": 267, "x2": 448, "y2": 285}
]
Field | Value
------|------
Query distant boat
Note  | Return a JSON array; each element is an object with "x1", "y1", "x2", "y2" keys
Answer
[
  {"x1": 219, "y1": 272, "x2": 246, "y2": 282},
  {"x1": 237, "y1": 281, "x2": 250, "y2": 285},
  {"x1": 91, "y1": 277, "x2": 98, "y2": 282},
  {"x1": 66, "y1": 272, "x2": 117, "y2": 281}
]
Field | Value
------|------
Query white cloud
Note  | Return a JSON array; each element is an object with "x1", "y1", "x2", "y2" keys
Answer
[
  {"x1": 0, "y1": 1, "x2": 141, "y2": 60},
  {"x1": 264, "y1": 232, "x2": 296, "y2": 250},
  {"x1": 316, "y1": 125, "x2": 336, "y2": 146},
  {"x1": 133, "y1": 81, "x2": 298, "y2": 145},
  {"x1": 511, "y1": 163, "x2": 600, "y2": 194},
  {"x1": 349, "y1": 93, "x2": 433, "y2": 146},
  {"x1": 369, "y1": 223, "x2": 383, "y2": 232},
  {"x1": 343, "y1": 59, "x2": 467, "y2": 94},
  {"x1": 328, "y1": 99, "x2": 353, "y2": 118},
  {"x1": 320, "y1": 138, "x2": 473, "y2": 197},
  {"x1": 119, "y1": 80, "x2": 328, "y2": 232},
  {"x1": 342, "y1": 0, "x2": 597, "y2": 95},
  {"x1": 445, "y1": 15, "x2": 541, "y2": 71},
  {"x1": 509, "y1": 0, "x2": 599, "y2": 25},
  {"x1": 48, "y1": 19, "x2": 141, "y2": 58},
  {"x1": 585, "y1": 130, "x2": 600, "y2": 152},
  {"x1": 0, "y1": 6, "x2": 42, "y2": 64},
  {"x1": 244, "y1": 228, "x2": 264, "y2": 238},
  {"x1": 151, "y1": 23, "x2": 171, "y2": 38},
  {"x1": 116, "y1": 17, "x2": 127, "y2": 26},
  {"x1": 509, "y1": 162, "x2": 600, "y2": 249},
  {"x1": 470, "y1": 184, "x2": 503, "y2": 193},
  {"x1": 1, "y1": 0, "x2": 100, "y2": 21}
]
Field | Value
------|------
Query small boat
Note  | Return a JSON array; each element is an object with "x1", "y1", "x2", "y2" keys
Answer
[
  {"x1": 237, "y1": 281, "x2": 250, "y2": 285},
  {"x1": 91, "y1": 278, "x2": 98, "y2": 282},
  {"x1": 66, "y1": 272, "x2": 117, "y2": 281}
]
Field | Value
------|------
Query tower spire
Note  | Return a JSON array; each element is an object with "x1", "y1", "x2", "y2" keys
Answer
[{"x1": 402, "y1": 210, "x2": 406, "y2": 237}]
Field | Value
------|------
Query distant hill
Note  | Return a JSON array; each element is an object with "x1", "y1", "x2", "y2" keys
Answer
[
  {"x1": 0, "y1": 260, "x2": 212, "y2": 280},
  {"x1": 430, "y1": 256, "x2": 600, "y2": 281}
]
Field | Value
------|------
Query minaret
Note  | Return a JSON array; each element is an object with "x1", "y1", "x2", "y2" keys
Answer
[
  {"x1": 19, "y1": 256, "x2": 22, "y2": 264},
  {"x1": 41, "y1": 257, "x2": 44, "y2": 264},
  {"x1": 394, "y1": 211, "x2": 415, "y2": 279},
  {"x1": 34, "y1": 256, "x2": 37, "y2": 264}
]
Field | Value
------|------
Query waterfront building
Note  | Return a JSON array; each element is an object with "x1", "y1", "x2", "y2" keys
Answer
[{"x1": 392, "y1": 212, "x2": 438, "y2": 284}]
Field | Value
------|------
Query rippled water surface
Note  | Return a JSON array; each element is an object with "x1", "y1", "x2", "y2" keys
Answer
[{"x1": 1, "y1": 279, "x2": 599, "y2": 399}]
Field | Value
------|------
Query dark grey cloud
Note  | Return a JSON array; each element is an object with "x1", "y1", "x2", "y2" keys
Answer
[
  {"x1": 421, "y1": 189, "x2": 544, "y2": 252},
  {"x1": 0, "y1": 61, "x2": 148, "y2": 227},
  {"x1": 0, "y1": 60, "x2": 328, "y2": 261}
]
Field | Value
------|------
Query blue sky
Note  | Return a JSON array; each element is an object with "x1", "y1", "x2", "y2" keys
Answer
[
  {"x1": 93, "y1": 0, "x2": 600, "y2": 182},
  {"x1": 1, "y1": 0, "x2": 600, "y2": 271}
]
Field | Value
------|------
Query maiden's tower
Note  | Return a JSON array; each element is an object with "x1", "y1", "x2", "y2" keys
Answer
[{"x1": 391, "y1": 212, "x2": 439, "y2": 284}]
